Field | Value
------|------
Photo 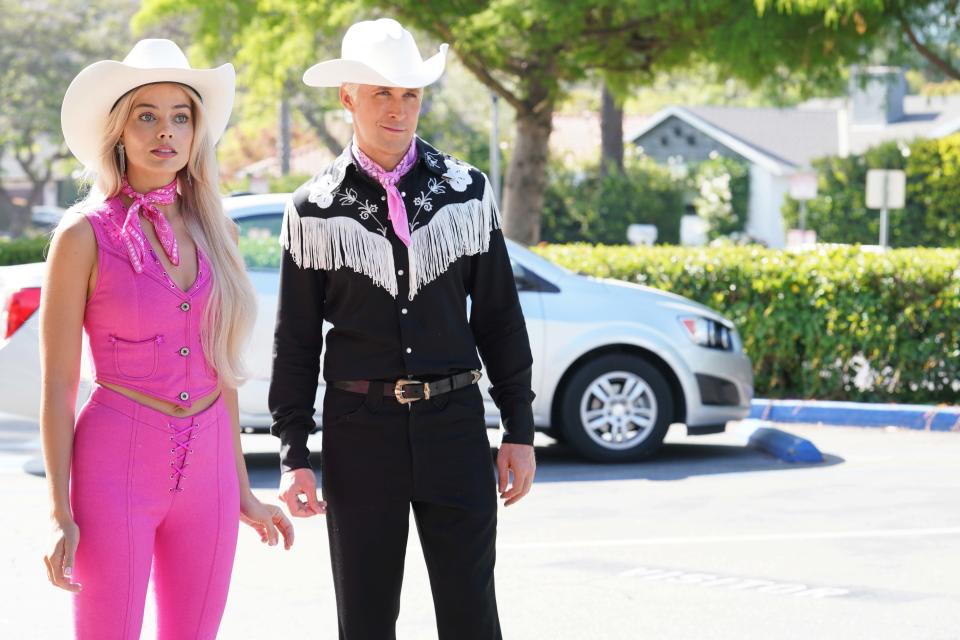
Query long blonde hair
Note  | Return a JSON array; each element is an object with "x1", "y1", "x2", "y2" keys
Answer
[{"x1": 64, "y1": 82, "x2": 256, "y2": 389}]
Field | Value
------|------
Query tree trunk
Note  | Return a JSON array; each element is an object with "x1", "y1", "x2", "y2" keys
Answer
[
  {"x1": 296, "y1": 101, "x2": 348, "y2": 157},
  {"x1": 600, "y1": 83, "x2": 624, "y2": 178},
  {"x1": 502, "y1": 105, "x2": 553, "y2": 245}
]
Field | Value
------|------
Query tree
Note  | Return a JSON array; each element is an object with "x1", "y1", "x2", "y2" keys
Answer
[
  {"x1": 599, "y1": 82, "x2": 624, "y2": 178},
  {"x1": 0, "y1": 0, "x2": 134, "y2": 235},
  {"x1": 760, "y1": 1, "x2": 960, "y2": 80},
  {"x1": 139, "y1": 0, "x2": 874, "y2": 244},
  {"x1": 359, "y1": 0, "x2": 881, "y2": 243},
  {"x1": 135, "y1": 1, "x2": 356, "y2": 159}
]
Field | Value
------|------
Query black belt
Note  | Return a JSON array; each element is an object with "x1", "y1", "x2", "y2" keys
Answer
[{"x1": 332, "y1": 370, "x2": 482, "y2": 405}]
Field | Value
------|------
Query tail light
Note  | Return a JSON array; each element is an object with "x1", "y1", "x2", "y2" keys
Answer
[{"x1": 4, "y1": 287, "x2": 41, "y2": 340}]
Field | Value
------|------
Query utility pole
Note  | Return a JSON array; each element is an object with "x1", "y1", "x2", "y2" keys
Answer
[{"x1": 489, "y1": 92, "x2": 501, "y2": 204}]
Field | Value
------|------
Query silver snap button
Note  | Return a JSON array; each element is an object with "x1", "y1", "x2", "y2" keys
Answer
[
  {"x1": 401, "y1": 308, "x2": 408, "y2": 315},
  {"x1": 405, "y1": 347, "x2": 412, "y2": 354},
  {"x1": 398, "y1": 269, "x2": 404, "y2": 276},
  {"x1": 179, "y1": 391, "x2": 189, "y2": 401},
  {"x1": 380, "y1": 196, "x2": 386, "y2": 201},
  {"x1": 401, "y1": 191, "x2": 406, "y2": 197},
  {"x1": 180, "y1": 302, "x2": 190, "y2": 311},
  {"x1": 179, "y1": 347, "x2": 190, "y2": 357}
]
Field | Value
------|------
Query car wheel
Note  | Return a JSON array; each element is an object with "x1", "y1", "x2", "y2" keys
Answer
[{"x1": 559, "y1": 354, "x2": 673, "y2": 462}]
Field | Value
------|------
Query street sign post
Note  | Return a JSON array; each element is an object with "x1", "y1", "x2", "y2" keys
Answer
[
  {"x1": 789, "y1": 172, "x2": 818, "y2": 231},
  {"x1": 865, "y1": 169, "x2": 906, "y2": 247}
]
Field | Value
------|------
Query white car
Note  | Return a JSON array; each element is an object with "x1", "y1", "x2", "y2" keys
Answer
[{"x1": 0, "y1": 193, "x2": 753, "y2": 462}]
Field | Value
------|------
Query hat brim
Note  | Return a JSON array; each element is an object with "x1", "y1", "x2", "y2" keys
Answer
[
  {"x1": 302, "y1": 45, "x2": 447, "y2": 88},
  {"x1": 61, "y1": 60, "x2": 235, "y2": 175}
]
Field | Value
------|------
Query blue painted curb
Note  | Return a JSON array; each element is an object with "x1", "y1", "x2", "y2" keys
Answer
[
  {"x1": 749, "y1": 399, "x2": 960, "y2": 432},
  {"x1": 747, "y1": 426, "x2": 824, "y2": 463}
]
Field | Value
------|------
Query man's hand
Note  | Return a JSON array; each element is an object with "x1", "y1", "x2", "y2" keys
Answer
[
  {"x1": 278, "y1": 468, "x2": 327, "y2": 518},
  {"x1": 496, "y1": 443, "x2": 535, "y2": 506}
]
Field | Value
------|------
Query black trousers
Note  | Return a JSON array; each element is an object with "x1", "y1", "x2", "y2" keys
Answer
[{"x1": 320, "y1": 381, "x2": 502, "y2": 640}]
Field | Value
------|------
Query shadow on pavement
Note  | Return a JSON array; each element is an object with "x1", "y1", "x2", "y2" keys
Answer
[{"x1": 243, "y1": 440, "x2": 844, "y2": 490}]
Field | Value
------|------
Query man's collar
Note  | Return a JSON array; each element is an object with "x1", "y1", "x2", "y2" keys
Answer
[
  {"x1": 414, "y1": 137, "x2": 446, "y2": 176},
  {"x1": 338, "y1": 136, "x2": 447, "y2": 177}
]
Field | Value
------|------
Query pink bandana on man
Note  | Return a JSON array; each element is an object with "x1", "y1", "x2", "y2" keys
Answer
[
  {"x1": 351, "y1": 138, "x2": 418, "y2": 247},
  {"x1": 116, "y1": 176, "x2": 180, "y2": 273}
]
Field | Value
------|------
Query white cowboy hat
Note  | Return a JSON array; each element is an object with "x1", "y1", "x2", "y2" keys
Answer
[
  {"x1": 61, "y1": 39, "x2": 235, "y2": 175},
  {"x1": 303, "y1": 18, "x2": 448, "y2": 88}
]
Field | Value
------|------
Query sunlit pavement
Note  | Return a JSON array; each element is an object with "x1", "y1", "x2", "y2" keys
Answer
[{"x1": 3, "y1": 415, "x2": 958, "y2": 639}]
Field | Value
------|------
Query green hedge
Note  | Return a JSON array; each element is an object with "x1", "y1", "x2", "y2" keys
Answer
[
  {"x1": 532, "y1": 243, "x2": 960, "y2": 403},
  {"x1": 782, "y1": 134, "x2": 960, "y2": 247},
  {"x1": 0, "y1": 236, "x2": 50, "y2": 266},
  {"x1": 542, "y1": 156, "x2": 686, "y2": 244}
]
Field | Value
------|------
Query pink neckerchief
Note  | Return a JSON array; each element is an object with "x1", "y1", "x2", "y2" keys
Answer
[
  {"x1": 351, "y1": 138, "x2": 418, "y2": 247},
  {"x1": 117, "y1": 176, "x2": 180, "y2": 274}
]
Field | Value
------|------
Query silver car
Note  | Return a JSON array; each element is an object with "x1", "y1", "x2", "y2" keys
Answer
[{"x1": 0, "y1": 193, "x2": 753, "y2": 462}]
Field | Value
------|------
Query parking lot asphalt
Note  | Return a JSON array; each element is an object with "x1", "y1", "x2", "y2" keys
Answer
[{"x1": 2, "y1": 416, "x2": 958, "y2": 640}]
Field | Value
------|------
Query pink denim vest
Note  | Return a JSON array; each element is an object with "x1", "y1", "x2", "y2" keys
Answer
[{"x1": 82, "y1": 197, "x2": 218, "y2": 408}]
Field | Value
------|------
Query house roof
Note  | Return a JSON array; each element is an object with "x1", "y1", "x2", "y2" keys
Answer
[
  {"x1": 630, "y1": 93, "x2": 960, "y2": 174},
  {"x1": 629, "y1": 106, "x2": 798, "y2": 175},
  {"x1": 685, "y1": 106, "x2": 840, "y2": 168}
]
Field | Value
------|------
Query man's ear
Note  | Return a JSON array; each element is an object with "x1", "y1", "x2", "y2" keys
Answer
[{"x1": 339, "y1": 86, "x2": 354, "y2": 112}]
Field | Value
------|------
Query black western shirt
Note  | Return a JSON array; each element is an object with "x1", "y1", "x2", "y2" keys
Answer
[{"x1": 268, "y1": 137, "x2": 535, "y2": 472}]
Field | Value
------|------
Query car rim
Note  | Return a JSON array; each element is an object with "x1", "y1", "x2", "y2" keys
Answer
[{"x1": 579, "y1": 370, "x2": 658, "y2": 450}]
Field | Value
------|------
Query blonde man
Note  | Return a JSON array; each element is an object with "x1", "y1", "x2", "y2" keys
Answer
[{"x1": 270, "y1": 18, "x2": 536, "y2": 640}]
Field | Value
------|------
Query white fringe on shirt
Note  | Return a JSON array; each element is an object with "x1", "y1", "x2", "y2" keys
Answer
[
  {"x1": 280, "y1": 198, "x2": 399, "y2": 297},
  {"x1": 280, "y1": 175, "x2": 500, "y2": 300},
  {"x1": 407, "y1": 175, "x2": 501, "y2": 300}
]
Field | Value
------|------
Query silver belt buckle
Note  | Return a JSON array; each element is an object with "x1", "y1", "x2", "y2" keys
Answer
[{"x1": 395, "y1": 379, "x2": 428, "y2": 404}]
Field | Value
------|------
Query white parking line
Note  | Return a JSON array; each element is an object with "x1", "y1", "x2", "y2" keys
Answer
[
  {"x1": 617, "y1": 567, "x2": 852, "y2": 598},
  {"x1": 500, "y1": 527, "x2": 960, "y2": 551}
]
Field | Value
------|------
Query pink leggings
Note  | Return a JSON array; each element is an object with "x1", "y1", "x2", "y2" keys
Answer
[{"x1": 70, "y1": 384, "x2": 240, "y2": 639}]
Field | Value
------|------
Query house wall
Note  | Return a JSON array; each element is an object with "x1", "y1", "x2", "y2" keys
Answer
[{"x1": 746, "y1": 164, "x2": 788, "y2": 248}]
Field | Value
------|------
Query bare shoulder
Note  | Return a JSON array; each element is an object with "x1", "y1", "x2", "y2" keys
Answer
[{"x1": 48, "y1": 211, "x2": 97, "y2": 268}]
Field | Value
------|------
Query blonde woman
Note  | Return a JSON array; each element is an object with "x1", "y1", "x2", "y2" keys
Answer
[{"x1": 40, "y1": 39, "x2": 293, "y2": 639}]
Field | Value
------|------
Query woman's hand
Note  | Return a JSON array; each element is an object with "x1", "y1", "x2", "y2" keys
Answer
[
  {"x1": 239, "y1": 492, "x2": 295, "y2": 550},
  {"x1": 43, "y1": 515, "x2": 82, "y2": 592}
]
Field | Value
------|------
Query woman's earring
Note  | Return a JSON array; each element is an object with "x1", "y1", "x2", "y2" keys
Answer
[{"x1": 116, "y1": 141, "x2": 126, "y2": 175}]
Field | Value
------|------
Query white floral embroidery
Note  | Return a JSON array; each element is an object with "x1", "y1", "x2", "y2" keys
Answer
[
  {"x1": 357, "y1": 200, "x2": 383, "y2": 232},
  {"x1": 428, "y1": 177, "x2": 446, "y2": 195},
  {"x1": 312, "y1": 178, "x2": 383, "y2": 233},
  {"x1": 308, "y1": 174, "x2": 338, "y2": 208},
  {"x1": 409, "y1": 177, "x2": 448, "y2": 231},
  {"x1": 442, "y1": 158, "x2": 473, "y2": 192},
  {"x1": 423, "y1": 150, "x2": 443, "y2": 170},
  {"x1": 307, "y1": 152, "x2": 351, "y2": 209}
]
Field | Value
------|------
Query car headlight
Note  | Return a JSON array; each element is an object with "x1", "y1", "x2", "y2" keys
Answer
[{"x1": 678, "y1": 315, "x2": 735, "y2": 351}]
